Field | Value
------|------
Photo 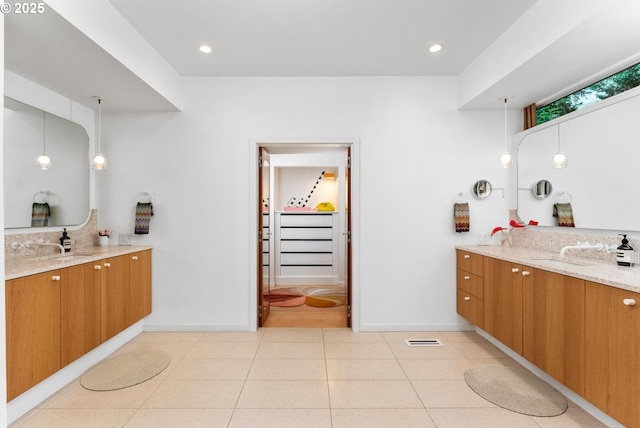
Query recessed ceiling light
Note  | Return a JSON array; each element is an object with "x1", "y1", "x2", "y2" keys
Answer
[
  {"x1": 429, "y1": 43, "x2": 443, "y2": 53},
  {"x1": 199, "y1": 44, "x2": 212, "y2": 54}
]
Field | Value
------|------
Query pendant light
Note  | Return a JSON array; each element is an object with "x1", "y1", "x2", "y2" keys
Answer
[
  {"x1": 552, "y1": 124, "x2": 568, "y2": 168},
  {"x1": 91, "y1": 97, "x2": 107, "y2": 171},
  {"x1": 36, "y1": 111, "x2": 52, "y2": 170},
  {"x1": 499, "y1": 97, "x2": 512, "y2": 168}
]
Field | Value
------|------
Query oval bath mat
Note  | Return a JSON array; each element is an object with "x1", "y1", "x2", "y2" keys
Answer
[
  {"x1": 464, "y1": 364, "x2": 567, "y2": 417},
  {"x1": 81, "y1": 350, "x2": 171, "y2": 391}
]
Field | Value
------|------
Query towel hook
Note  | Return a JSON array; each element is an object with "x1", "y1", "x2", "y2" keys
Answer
[
  {"x1": 554, "y1": 191, "x2": 572, "y2": 204},
  {"x1": 455, "y1": 192, "x2": 470, "y2": 203},
  {"x1": 33, "y1": 190, "x2": 49, "y2": 203},
  {"x1": 137, "y1": 191, "x2": 153, "y2": 203}
]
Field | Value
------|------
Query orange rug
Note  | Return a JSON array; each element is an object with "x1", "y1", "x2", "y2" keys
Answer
[{"x1": 270, "y1": 287, "x2": 346, "y2": 308}]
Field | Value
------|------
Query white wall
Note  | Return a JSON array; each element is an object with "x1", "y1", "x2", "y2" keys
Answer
[{"x1": 98, "y1": 77, "x2": 517, "y2": 331}]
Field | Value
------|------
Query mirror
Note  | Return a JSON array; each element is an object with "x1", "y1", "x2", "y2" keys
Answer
[
  {"x1": 472, "y1": 179, "x2": 492, "y2": 200},
  {"x1": 4, "y1": 97, "x2": 90, "y2": 229},
  {"x1": 532, "y1": 179, "x2": 553, "y2": 200},
  {"x1": 516, "y1": 91, "x2": 640, "y2": 231}
]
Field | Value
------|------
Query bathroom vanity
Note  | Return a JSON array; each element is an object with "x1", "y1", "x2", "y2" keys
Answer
[
  {"x1": 456, "y1": 246, "x2": 640, "y2": 427},
  {"x1": 5, "y1": 246, "x2": 152, "y2": 401}
]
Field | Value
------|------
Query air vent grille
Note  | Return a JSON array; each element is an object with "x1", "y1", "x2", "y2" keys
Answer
[{"x1": 404, "y1": 339, "x2": 444, "y2": 347}]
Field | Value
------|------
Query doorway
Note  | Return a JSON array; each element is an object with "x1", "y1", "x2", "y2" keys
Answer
[{"x1": 256, "y1": 143, "x2": 353, "y2": 329}]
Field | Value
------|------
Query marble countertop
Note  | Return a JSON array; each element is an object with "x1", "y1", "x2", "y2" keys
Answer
[
  {"x1": 456, "y1": 245, "x2": 640, "y2": 294},
  {"x1": 5, "y1": 245, "x2": 153, "y2": 280}
]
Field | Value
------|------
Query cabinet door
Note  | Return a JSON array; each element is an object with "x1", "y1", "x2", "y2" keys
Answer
[
  {"x1": 483, "y1": 257, "x2": 523, "y2": 354},
  {"x1": 586, "y1": 282, "x2": 639, "y2": 427},
  {"x1": 6, "y1": 271, "x2": 61, "y2": 401},
  {"x1": 60, "y1": 261, "x2": 102, "y2": 366},
  {"x1": 524, "y1": 268, "x2": 584, "y2": 395},
  {"x1": 129, "y1": 249, "x2": 152, "y2": 324},
  {"x1": 101, "y1": 255, "x2": 131, "y2": 342}
]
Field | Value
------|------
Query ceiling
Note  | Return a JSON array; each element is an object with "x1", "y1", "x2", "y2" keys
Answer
[{"x1": 4, "y1": 0, "x2": 640, "y2": 112}]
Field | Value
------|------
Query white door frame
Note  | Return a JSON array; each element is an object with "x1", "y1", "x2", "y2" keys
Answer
[{"x1": 248, "y1": 137, "x2": 360, "y2": 331}]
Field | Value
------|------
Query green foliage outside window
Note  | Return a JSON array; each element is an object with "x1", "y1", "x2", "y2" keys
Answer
[{"x1": 536, "y1": 62, "x2": 640, "y2": 125}]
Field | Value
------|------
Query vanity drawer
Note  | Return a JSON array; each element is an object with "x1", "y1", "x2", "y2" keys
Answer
[
  {"x1": 457, "y1": 269, "x2": 483, "y2": 298},
  {"x1": 457, "y1": 289, "x2": 484, "y2": 328},
  {"x1": 456, "y1": 250, "x2": 483, "y2": 276}
]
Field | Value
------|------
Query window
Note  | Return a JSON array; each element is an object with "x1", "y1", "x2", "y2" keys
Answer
[{"x1": 536, "y1": 62, "x2": 640, "y2": 125}]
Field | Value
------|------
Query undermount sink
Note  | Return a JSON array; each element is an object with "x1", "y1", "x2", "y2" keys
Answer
[{"x1": 530, "y1": 257, "x2": 592, "y2": 266}]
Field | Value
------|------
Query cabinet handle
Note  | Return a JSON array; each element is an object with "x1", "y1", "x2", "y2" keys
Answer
[
  {"x1": 522, "y1": 271, "x2": 530, "y2": 276},
  {"x1": 131, "y1": 256, "x2": 138, "y2": 261},
  {"x1": 464, "y1": 296, "x2": 471, "y2": 301},
  {"x1": 94, "y1": 265, "x2": 102, "y2": 270},
  {"x1": 623, "y1": 299, "x2": 637, "y2": 306},
  {"x1": 512, "y1": 267, "x2": 520, "y2": 273},
  {"x1": 464, "y1": 254, "x2": 470, "y2": 259},
  {"x1": 51, "y1": 275, "x2": 61, "y2": 281},
  {"x1": 104, "y1": 262, "x2": 111, "y2": 268},
  {"x1": 464, "y1": 275, "x2": 470, "y2": 280}
]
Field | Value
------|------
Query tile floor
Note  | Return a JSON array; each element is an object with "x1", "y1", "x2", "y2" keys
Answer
[{"x1": 11, "y1": 329, "x2": 607, "y2": 428}]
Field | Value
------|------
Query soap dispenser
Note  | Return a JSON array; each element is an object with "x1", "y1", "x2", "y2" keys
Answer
[
  {"x1": 60, "y1": 228, "x2": 71, "y2": 253},
  {"x1": 616, "y1": 234, "x2": 633, "y2": 266}
]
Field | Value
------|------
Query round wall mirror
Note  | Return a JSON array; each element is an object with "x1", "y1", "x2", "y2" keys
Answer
[
  {"x1": 532, "y1": 179, "x2": 553, "y2": 200},
  {"x1": 472, "y1": 179, "x2": 492, "y2": 200}
]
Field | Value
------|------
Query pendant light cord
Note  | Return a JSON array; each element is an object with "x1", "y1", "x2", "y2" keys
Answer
[
  {"x1": 97, "y1": 98, "x2": 101, "y2": 154},
  {"x1": 503, "y1": 97, "x2": 508, "y2": 152}
]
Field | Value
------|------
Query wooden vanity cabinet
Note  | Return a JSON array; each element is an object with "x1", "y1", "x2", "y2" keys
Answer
[
  {"x1": 6, "y1": 271, "x2": 61, "y2": 401},
  {"x1": 100, "y1": 254, "x2": 131, "y2": 342},
  {"x1": 129, "y1": 250, "x2": 152, "y2": 324},
  {"x1": 456, "y1": 250, "x2": 484, "y2": 328},
  {"x1": 585, "y1": 281, "x2": 639, "y2": 427},
  {"x1": 60, "y1": 261, "x2": 102, "y2": 366},
  {"x1": 483, "y1": 257, "x2": 523, "y2": 355},
  {"x1": 522, "y1": 268, "x2": 585, "y2": 395}
]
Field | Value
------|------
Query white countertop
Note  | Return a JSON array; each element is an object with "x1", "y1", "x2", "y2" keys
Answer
[
  {"x1": 456, "y1": 245, "x2": 640, "y2": 294},
  {"x1": 5, "y1": 245, "x2": 153, "y2": 280}
]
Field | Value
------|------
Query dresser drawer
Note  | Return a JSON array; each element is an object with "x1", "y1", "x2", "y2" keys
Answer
[
  {"x1": 456, "y1": 250, "x2": 483, "y2": 276},
  {"x1": 457, "y1": 289, "x2": 484, "y2": 328},
  {"x1": 457, "y1": 269, "x2": 483, "y2": 299},
  {"x1": 280, "y1": 213, "x2": 333, "y2": 227}
]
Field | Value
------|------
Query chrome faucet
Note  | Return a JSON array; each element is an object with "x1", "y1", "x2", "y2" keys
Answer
[
  {"x1": 559, "y1": 241, "x2": 604, "y2": 259},
  {"x1": 25, "y1": 239, "x2": 65, "y2": 254}
]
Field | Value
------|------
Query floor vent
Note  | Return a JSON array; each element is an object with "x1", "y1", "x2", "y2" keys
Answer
[{"x1": 404, "y1": 339, "x2": 444, "y2": 347}]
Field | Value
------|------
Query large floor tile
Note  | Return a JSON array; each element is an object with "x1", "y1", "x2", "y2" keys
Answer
[
  {"x1": 132, "y1": 331, "x2": 204, "y2": 343},
  {"x1": 326, "y1": 358, "x2": 406, "y2": 380},
  {"x1": 439, "y1": 331, "x2": 488, "y2": 343},
  {"x1": 124, "y1": 409, "x2": 233, "y2": 428},
  {"x1": 229, "y1": 409, "x2": 332, "y2": 428},
  {"x1": 328, "y1": 380, "x2": 423, "y2": 408},
  {"x1": 450, "y1": 341, "x2": 509, "y2": 359},
  {"x1": 530, "y1": 407, "x2": 609, "y2": 427},
  {"x1": 261, "y1": 327, "x2": 324, "y2": 343},
  {"x1": 11, "y1": 409, "x2": 136, "y2": 427},
  {"x1": 248, "y1": 358, "x2": 327, "y2": 380},
  {"x1": 324, "y1": 342, "x2": 395, "y2": 359},
  {"x1": 236, "y1": 380, "x2": 329, "y2": 408},
  {"x1": 412, "y1": 379, "x2": 497, "y2": 408},
  {"x1": 142, "y1": 380, "x2": 244, "y2": 408},
  {"x1": 199, "y1": 331, "x2": 264, "y2": 343},
  {"x1": 428, "y1": 408, "x2": 540, "y2": 428},
  {"x1": 322, "y1": 329, "x2": 386, "y2": 343},
  {"x1": 398, "y1": 358, "x2": 473, "y2": 380},
  {"x1": 167, "y1": 358, "x2": 253, "y2": 380},
  {"x1": 255, "y1": 342, "x2": 325, "y2": 359},
  {"x1": 185, "y1": 342, "x2": 259, "y2": 359},
  {"x1": 331, "y1": 409, "x2": 436, "y2": 428},
  {"x1": 43, "y1": 381, "x2": 161, "y2": 409}
]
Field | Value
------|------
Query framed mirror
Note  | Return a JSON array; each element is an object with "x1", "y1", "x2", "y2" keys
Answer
[
  {"x1": 472, "y1": 179, "x2": 492, "y2": 200},
  {"x1": 532, "y1": 179, "x2": 553, "y2": 200},
  {"x1": 4, "y1": 97, "x2": 90, "y2": 229}
]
